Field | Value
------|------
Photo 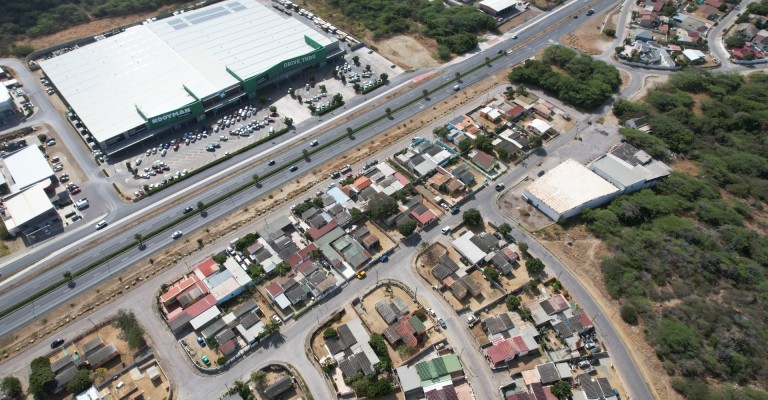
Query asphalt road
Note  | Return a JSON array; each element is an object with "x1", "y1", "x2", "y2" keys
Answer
[{"x1": 0, "y1": 0, "x2": 660, "y2": 398}]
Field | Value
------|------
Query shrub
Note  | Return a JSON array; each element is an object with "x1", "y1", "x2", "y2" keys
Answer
[{"x1": 620, "y1": 303, "x2": 639, "y2": 325}]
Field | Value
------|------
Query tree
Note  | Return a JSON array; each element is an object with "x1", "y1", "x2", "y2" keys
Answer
[
  {"x1": 319, "y1": 84, "x2": 327, "y2": 93},
  {"x1": 529, "y1": 135, "x2": 543, "y2": 148},
  {"x1": 620, "y1": 303, "x2": 639, "y2": 325},
  {"x1": 495, "y1": 146, "x2": 509, "y2": 160},
  {"x1": 725, "y1": 35, "x2": 745, "y2": 49},
  {"x1": 63, "y1": 271, "x2": 73, "y2": 284},
  {"x1": 134, "y1": 233, "x2": 143, "y2": 249},
  {"x1": 462, "y1": 208, "x2": 483, "y2": 226},
  {"x1": 353, "y1": 83, "x2": 361, "y2": 92},
  {"x1": 197, "y1": 201, "x2": 206, "y2": 215},
  {"x1": 297, "y1": 95, "x2": 302, "y2": 104},
  {"x1": 67, "y1": 369, "x2": 92, "y2": 394},
  {"x1": 228, "y1": 380, "x2": 252, "y2": 399},
  {"x1": 483, "y1": 266, "x2": 500, "y2": 281},
  {"x1": 485, "y1": 56, "x2": 491, "y2": 65},
  {"x1": 368, "y1": 193, "x2": 398, "y2": 220},
  {"x1": 551, "y1": 380, "x2": 572, "y2": 400},
  {"x1": 603, "y1": 28, "x2": 616, "y2": 37},
  {"x1": 498, "y1": 223, "x2": 512, "y2": 237},
  {"x1": 284, "y1": 117, "x2": 293, "y2": 128},
  {"x1": 518, "y1": 241, "x2": 529, "y2": 254},
  {"x1": 216, "y1": 356, "x2": 228, "y2": 366},
  {"x1": 505, "y1": 295, "x2": 521, "y2": 311},
  {"x1": 365, "y1": 64, "x2": 371, "y2": 71},
  {"x1": 276, "y1": 261, "x2": 291, "y2": 276},
  {"x1": 269, "y1": 105, "x2": 277, "y2": 115},
  {"x1": 352, "y1": 55, "x2": 360, "y2": 65},
  {"x1": 324, "y1": 327, "x2": 339, "y2": 338},
  {"x1": 251, "y1": 370, "x2": 267, "y2": 389},
  {"x1": 380, "y1": 73, "x2": 388, "y2": 82},
  {"x1": 367, "y1": 379, "x2": 393, "y2": 397},
  {"x1": 11, "y1": 45, "x2": 34, "y2": 58},
  {"x1": 303, "y1": 149, "x2": 310, "y2": 160},
  {"x1": 350, "y1": 207, "x2": 363, "y2": 221},
  {"x1": 397, "y1": 219, "x2": 418, "y2": 236},
  {"x1": 265, "y1": 320, "x2": 281, "y2": 334},
  {"x1": 423, "y1": 89, "x2": 429, "y2": 99},
  {"x1": 474, "y1": 136, "x2": 494, "y2": 153},
  {"x1": 333, "y1": 93, "x2": 343, "y2": 105},
  {"x1": 28, "y1": 357, "x2": 55, "y2": 399},
  {"x1": 517, "y1": 85, "x2": 528, "y2": 96},
  {"x1": 252, "y1": 174, "x2": 260, "y2": 187},
  {"x1": 455, "y1": 71, "x2": 461, "y2": 81},
  {"x1": 347, "y1": 127, "x2": 354, "y2": 138},
  {"x1": 526, "y1": 257, "x2": 545, "y2": 273},
  {"x1": 1, "y1": 376, "x2": 23, "y2": 399},
  {"x1": 385, "y1": 107, "x2": 392, "y2": 117},
  {"x1": 458, "y1": 138, "x2": 473, "y2": 153}
]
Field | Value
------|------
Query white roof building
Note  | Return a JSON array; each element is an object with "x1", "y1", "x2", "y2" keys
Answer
[
  {"x1": 40, "y1": 0, "x2": 336, "y2": 145},
  {"x1": 1, "y1": 146, "x2": 54, "y2": 193},
  {"x1": 528, "y1": 119, "x2": 553, "y2": 135},
  {"x1": 2, "y1": 182, "x2": 55, "y2": 235},
  {"x1": 682, "y1": 49, "x2": 706, "y2": 63},
  {"x1": 478, "y1": 0, "x2": 518, "y2": 15},
  {"x1": 452, "y1": 231, "x2": 487, "y2": 266},
  {"x1": 523, "y1": 159, "x2": 620, "y2": 221}
]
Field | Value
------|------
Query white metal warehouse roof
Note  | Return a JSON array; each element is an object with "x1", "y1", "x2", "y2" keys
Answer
[
  {"x1": 41, "y1": 0, "x2": 334, "y2": 143},
  {"x1": 478, "y1": 0, "x2": 518, "y2": 13},
  {"x1": 525, "y1": 159, "x2": 619, "y2": 215},
  {"x1": 2, "y1": 146, "x2": 53, "y2": 193}
]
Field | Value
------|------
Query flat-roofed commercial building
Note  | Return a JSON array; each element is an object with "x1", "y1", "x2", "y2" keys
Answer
[
  {"x1": 523, "y1": 159, "x2": 620, "y2": 221},
  {"x1": 40, "y1": 0, "x2": 340, "y2": 156}
]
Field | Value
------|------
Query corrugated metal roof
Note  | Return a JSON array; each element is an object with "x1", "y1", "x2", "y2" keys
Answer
[{"x1": 524, "y1": 159, "x2": 619, "y2": 216}]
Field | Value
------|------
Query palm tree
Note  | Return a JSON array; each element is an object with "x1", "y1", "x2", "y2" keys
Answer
[
  {"x1": 422, "y1": 89, "x2": 429, "y2": 100},
  {"x1": 265, "y1": 320, "x2": 281, "y2": 335},
  {"x1": 252, "y1": 174, "x2": 260, "y2": 187},
  {"x1": 134, "y1": 233, "x2": 143, "y2": 249},
  {"x1": 303, "y1": 149, "x2": 310, "y2": 161},
  {"x1": 385, "y1": 107, "x2": 392, "y2": 118},
  {"x1": 63, "y1": 271, "x2": 73, "y2": 284},
  {"x1": 347, "y1": 127, "x2": 354, "y2": 138},
  {"x1": 197, "y1": 201, "x2": 205, "y2": 215},
  {"x1": 485, "y1": 56, "x2": 491, "y2": 66},
  {"x1": 455, "y1": 71, "x2": 461, "y2": 81}
]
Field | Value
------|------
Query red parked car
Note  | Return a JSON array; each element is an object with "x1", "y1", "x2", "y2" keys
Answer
[{"x1": 69, "y1": 187, "x2": 81, "y2": 195}]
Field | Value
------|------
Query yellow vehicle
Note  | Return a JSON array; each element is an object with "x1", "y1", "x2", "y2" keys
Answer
[{"x1": 356, "y1": 271, "x2": 367, "y2": 279}]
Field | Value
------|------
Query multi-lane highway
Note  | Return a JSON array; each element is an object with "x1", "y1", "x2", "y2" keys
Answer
[{"x1": 0, "y1": 0, "x2": 661, "y2": 398}]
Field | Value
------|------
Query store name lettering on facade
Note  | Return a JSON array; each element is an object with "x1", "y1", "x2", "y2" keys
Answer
[
  {"x1": 151, "y1": 107, "x2": 192, "y2": 124},
  {"x1": 283, "y1": 54, "x2": 316, "y2": 69}
]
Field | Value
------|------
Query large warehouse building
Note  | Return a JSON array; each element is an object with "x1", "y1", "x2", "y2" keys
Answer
[
  {"x1": 522, "y1": 159, "x2": 620, "y2": 221},
  {"x1": 41, "y1": 0, "x2": 341, "y2": 156}
]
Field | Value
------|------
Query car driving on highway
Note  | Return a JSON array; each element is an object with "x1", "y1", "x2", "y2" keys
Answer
[{"x1": 172, "y1": 231, "x2": 183, "y2": 239}]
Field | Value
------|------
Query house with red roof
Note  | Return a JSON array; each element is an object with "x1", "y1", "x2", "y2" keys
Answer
[
  {"x1": 352, "y1": 176, "x2": 373, "y2": 192},
  {"x1": 193, "y1": 258, "x2": 220, "y2": 280},
  {"x1": 505, "y1": 105, "x2": 526, "y2": 121},
  {"x1": 307, "y1": 220, "x2": 339, "y2": 240}
]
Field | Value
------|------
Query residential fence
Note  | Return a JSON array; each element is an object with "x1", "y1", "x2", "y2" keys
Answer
[{"x1": 616, "y1": 59, "x2": 681, "y2": 71}]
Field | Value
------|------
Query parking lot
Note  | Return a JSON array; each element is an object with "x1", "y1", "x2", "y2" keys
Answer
[{"x1": 106, "y1": 4, "x2": 405, "y2": 198}]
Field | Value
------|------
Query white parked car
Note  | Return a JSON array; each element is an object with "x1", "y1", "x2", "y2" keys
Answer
[{"x1": 135, "y1": 158, "x2": 142, "y2": 166}]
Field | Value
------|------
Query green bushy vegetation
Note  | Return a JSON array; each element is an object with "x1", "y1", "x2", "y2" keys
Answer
[
  {"x1": 508, "y1": 45, "x2": 621, "y2": 111},
  {"x1": 594, "y1": 70, "x2": 768, "y2": 398},
  {"x1": 1, "y1": 0, "x2": 186, "y2": 55},
  {"x1": 325, "y1": 0, "x2": 495, "y2": 58}
]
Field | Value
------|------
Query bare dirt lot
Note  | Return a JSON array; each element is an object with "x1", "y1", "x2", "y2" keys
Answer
[
  {"x1": 375, "y1": 36, "x2": 440, "y2": 71},
  {"x1": 359, "y1": 286, "x2": 418, "y2": 335},
  {"x1": 560, "y1": 8, "x2": 617, "y2": 55},
  {"x1": 535, "y1": 223, "x2": 680, "y2": 400}
]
